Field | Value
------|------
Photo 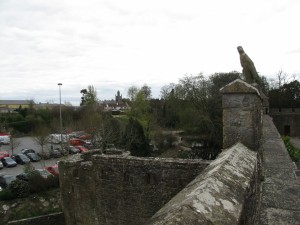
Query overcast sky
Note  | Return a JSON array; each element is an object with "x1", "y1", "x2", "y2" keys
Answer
[{"x1": 1, "y1": 0, "x2": 299, "y2": 105}]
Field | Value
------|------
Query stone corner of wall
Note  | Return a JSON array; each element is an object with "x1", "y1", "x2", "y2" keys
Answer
[
  {"x1": 220, "y1": 79, "x2": 260, "y2": 96},
  {"x1": 146, "y1": 142, "x2": 258, "y2": 225}
]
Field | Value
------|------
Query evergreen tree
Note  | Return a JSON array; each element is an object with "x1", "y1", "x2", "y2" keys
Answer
[{"x1": 124, "y1": 118, "x2": 150, "y2": 156}]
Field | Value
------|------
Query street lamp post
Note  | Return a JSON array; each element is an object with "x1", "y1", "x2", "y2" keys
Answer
[{"x1": 58, "y1": 83, "x2": 63, "y2": 152}]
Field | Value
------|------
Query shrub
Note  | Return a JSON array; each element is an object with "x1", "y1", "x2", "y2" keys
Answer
[
  {"x1": 28, "y1": 171, "x2": 48, "y2": 193},
  {"x1": 22, "y1": 163, "x2": 60, "y2": 193},
  {"x1": 282, "y1": 136, "x2": 300, "y2": 162},
  {"x1": 8, "y1": 179, "x2": 30, "y2": 198},
  {"x1": 0, "y1": 188, "x2": 15, "y2": 200},
  {"x1": 23, "y1": 162, "x2": 36, "y2": 174},
  {"x1": 44, "y1": 175, "x2": 59, "y2": 189}
]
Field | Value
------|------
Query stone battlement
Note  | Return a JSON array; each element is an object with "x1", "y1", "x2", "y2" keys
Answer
[
  {"x1": 56, "y1": 79, "x2": 299, "y2": 225},
  {"x1": 59, "y1": 154, "x2": 210, "y2": 225}
]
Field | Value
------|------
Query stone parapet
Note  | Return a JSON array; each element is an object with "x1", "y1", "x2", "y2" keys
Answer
[
  {"x1": 259, "y1": 115, "x2": 300, "y2": 225},
  {"x1": 59, "y1": 155, "x2": 209, "y2": 225},
  {"x1": 145, "y1": 142, "x2": 257, "y2": 225}
]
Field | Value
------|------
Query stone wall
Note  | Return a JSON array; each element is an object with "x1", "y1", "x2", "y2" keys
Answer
[
  {"x1": 258, "y1": 115, "x2": 300, "y2": 224},
  {"x1": 7, "y1": 212, "x2": 65, "y2": 225},
  {"x1": 145, "y1": 142, "x2": 257, "y2": 225},
  {"x1": 220, "y1": 79, "x2": 263, "y2": 150},
  {"x1": 269, "y1": 108, "x2": 300, "y2": 136},
  {"x1": 59, "y1": 155, "x2": 209, "y2": 225}
]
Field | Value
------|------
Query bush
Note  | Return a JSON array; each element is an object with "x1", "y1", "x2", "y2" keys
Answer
[
  {"x1": 27, "y1": 171, "x2": 59, "y2": 193},
  {"x1": 44, "y1": 175, "x2": 59, "y2": 189},
  {"x1": 8, "y1": 179, "x2": 30, "y2": 198},
  {"x1": 28, "y1": 171, "x2": 49, "y2": 193},
  {"x1": 0, "y1": 188, "x2": 15, "y2": 200},
  {"x1": 22, "y1": 163, "x2": 60, "y2": 193},
  {"x1": 23, "y1": 162, "x2": 36, "y2": 174},
  {"x1": 282, "y1": 136, "x2": 300, "y2": 162}
]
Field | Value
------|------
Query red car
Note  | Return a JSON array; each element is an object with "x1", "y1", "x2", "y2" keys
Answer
[
  {"x1": 0, "y1": 151, "x2": 9, "y2": 159},
  {"x1": 69, "y1": 138, "x2": 85, "y2": 146},
  {"x1": 45, "y1": 165, "x2": 59, "y2": 175},
  {"x1": 75, "y1": 145, "x2": 88, "y2": 153}
]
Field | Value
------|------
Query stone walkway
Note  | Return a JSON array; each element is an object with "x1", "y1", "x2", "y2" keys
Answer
[{"x1": 259, "y1": 115, "x2": 300, "y2": 225}]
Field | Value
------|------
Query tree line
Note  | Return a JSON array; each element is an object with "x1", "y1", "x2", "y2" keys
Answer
[{"x1": 1, "y1": 70, "x2": 299, "y2": 159}]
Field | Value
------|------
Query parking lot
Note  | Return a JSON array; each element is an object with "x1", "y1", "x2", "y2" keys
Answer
[{"x1": 0, "y1": 137, "x2": 67, "y2": 176}]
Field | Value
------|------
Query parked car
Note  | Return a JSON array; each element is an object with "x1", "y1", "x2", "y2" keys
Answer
[
  {"x1": 49, "y1": 149, "x2": 63, "y2": 158},
  {"x1": 16, "y1": 173, "x2": 29, "y2": 182},
  {"x1": 0, "y1": 136, "x2": 10, "y2": 145},
  {"x1": 37, "y1": 151, "x2": 51, "y2": 160},
  {"x1": 83, "y1": 141, "x2": 95, "y2": 150},
  {"x1": 1, "y1": 157, "x2": 17, "y2": 167},
  {"x1": 67, "y1": 146, "x2": 81, "y2": 154},
  {"x1": 0, "y1": 151, "x2": 9, "y2": 159},
  {"x1": 0, "y1": 174, "x2": 16, "y2": 188},
  {"x1": 11, "y1": 153, "x2": 31, "y2": 164},
  {"x1": 69, "y1": 138, "x2": 85, "y2": 146},
  {"x1": 16, "y1": 169, "x2": 53, "y2": 181},
  {"x1": 21, "y1": 149, "x2": 36, "y2": 155},
  {"x1": 0, "y1": 161, "x2": 3, "y2": 169},
  {"x1": 45, "y1": 165, "x2": 59, "y2": 175},
  {"x1": 75, "y1": 145, "x2": 88, "y2": 153},
  {"x1": 36, "y1": 169, "x2": 52, "y2": 178},
  {"x1": 26, "y1": 152, "x2": 41, "y2": 162}
]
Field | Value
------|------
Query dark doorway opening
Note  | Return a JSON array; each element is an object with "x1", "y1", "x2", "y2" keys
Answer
[{"x1": 284, "y1": 125, "x2": 290, "y2": 136}]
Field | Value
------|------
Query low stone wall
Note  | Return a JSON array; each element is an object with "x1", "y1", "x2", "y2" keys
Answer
[
  {"x1": 145, "y1": 142, "x2": 257, "y2": 225},
  {"x1": 59, "y1": 155, "x2": 210, "y2": 225},
  {"x1": 258, "y1": 115, "x2": 300, "y2": 224},
  {"x1": 7, "y1": 212, "x2": 65, "y2": 225}
]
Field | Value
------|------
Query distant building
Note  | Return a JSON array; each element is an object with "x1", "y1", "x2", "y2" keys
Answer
[
  {"x1": 100, "y1": 90, "x2": 128, "y2": 112},
  {"x1": 0, "y1": 100, "x2": 32, "y2": 113},
  {"x1": 0, "y1": 100, "x2": 66, "y2": 113},
  {"x1": 115, "y1": 90, "x2": 122, "y2": 104},
  {"x1": 34, "y1": 102, "x2": 61, "y2": 110},
  {"x1": 269, "y1": 108, "x2": 300, "y2": 136}
]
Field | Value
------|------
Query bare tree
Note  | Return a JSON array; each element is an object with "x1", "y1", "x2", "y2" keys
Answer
[
  {"x1": 10, "y1": 136, "x2": 20, "y2": 156},
  {"x1": 33, "y1": 125, "x2": 50, "y2": 156},
  {"x1": 127, "y1": 86, "x2": 138, "y2": 101},
  {"x1": 277, "y1": 69, "x2": 289, "y2": 88}
]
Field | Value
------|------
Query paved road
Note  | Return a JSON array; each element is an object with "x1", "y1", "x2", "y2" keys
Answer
[{"x1": 0, "y1": 137, "x2": 68, "y2": 176}]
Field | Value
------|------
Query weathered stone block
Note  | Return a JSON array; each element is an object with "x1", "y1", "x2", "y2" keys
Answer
[
  {"x1": 145, "y1": 143, "x2": 257, "y2": 225},
  {"x1": 59, "y1": 155, "x2": 209, "y2": 225},
  {"x1": 221, "y1": 79, "x2": 262, "y2": 150}
]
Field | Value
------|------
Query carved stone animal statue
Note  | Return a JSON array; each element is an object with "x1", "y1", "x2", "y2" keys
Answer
[{"x1": 237, "y1": 46, "x2": 259, "y2": 84}]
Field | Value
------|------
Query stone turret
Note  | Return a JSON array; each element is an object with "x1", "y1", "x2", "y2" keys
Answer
[{"x1": 220, "y1": 79, "x2": 263, "y2": 150}]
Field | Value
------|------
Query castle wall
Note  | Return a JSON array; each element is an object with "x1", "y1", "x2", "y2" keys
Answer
[
  {"x1": 58, "y1": 79, "x2": 299, "y2": 225},
  {"x1": 220, "y1": 79, "x2": 263, "y2": 150},
  {"x1": 7, "y1": 212, "x2": 65, "y2": 225},
  {"x1": 145, "y1": 143, "x2": 257, "y2": 225},
  {"x1": 269, "y1": 108, "x2": 300, "y2": 136},
  {"x1": 59, "y1": 155, "x2": 209, "y2": 225}
]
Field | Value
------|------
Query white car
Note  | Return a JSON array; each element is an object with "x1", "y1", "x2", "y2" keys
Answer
[
  {"x1": 0, "y1": 136, "x2": 10, "y2": 145},
  {"x1": 0, "y1": 161, "x2": 3, "y2": 169}
]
